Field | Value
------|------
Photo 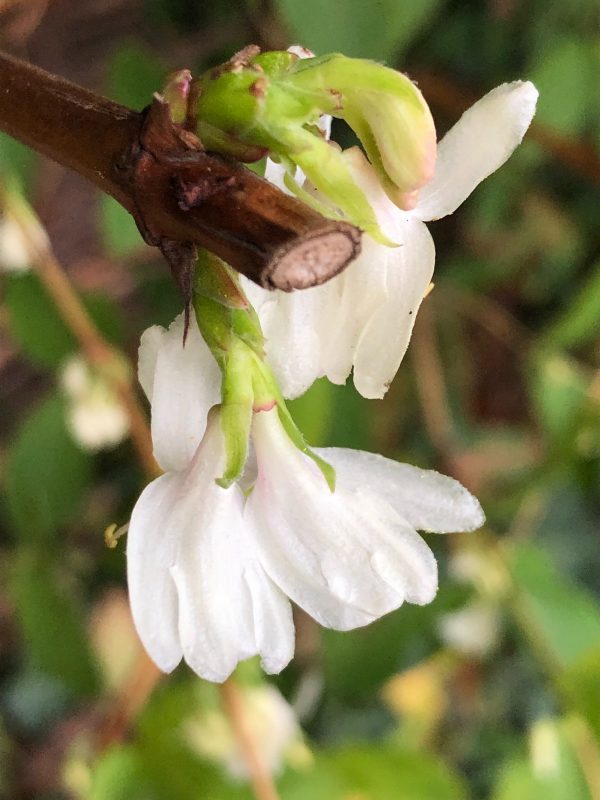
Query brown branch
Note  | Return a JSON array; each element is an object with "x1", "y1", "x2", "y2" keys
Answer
[{"x1": 0, "y1": 50, "x2": 361, "y2": 290}]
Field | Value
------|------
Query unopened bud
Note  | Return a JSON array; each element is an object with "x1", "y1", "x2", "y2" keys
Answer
[{"x1": 191, "y1": 48, "x2": 437, "y2": 237}]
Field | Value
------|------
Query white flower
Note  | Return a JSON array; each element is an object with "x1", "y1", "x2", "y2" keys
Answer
[
  {"x1": 128, "y1": 318, "x2": 484, "y2": 680},
  {"x1": 186, "y1": 684, "x2": 307, "y2": 778},
  {"x1": 0, "y1": 213, "x2": 31, "y2": 272},
  {"x1": 60, "y1": 355, "x2": 129, "y2": 451},
  {"x1": 438, "y1": 600, "x2": 501, "y2": 658},
  {"x1": 246, "y1": 407, "x2": 483, "y2": 630},
  {"x1": 127, "y1": 406, "x2": 294, "y2": 682},
  {"x1": 251, "y1": 81, "x2": 538, "y2": 399}
]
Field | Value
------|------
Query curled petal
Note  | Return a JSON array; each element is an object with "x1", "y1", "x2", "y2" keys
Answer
[
  {"x1": 318, "y1": 448, "x2": 485, "y2": 533},
  {"x1": 352, "y1": 218, "x2": 435, "y2": 399},
  {"x1": 144, "y1": 313, "x2": 221, "y2": 472},
  {"x1": 247, "y1": 409, "x2": 438, "y2": 631},
  {"x1": 415, "y1": 81, "x2": 538, "y2": 222}
]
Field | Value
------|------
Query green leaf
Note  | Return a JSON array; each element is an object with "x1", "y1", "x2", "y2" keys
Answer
[
  {"x1": 528, "y1": 39, "x2": 595, "y2": 136},
  {"x1": 90, "y1": 747, "x2": 158, "y2": 800},
  {"x1": 288, "y1": 377, "x2": 335, "y2": 445},
  {"x1": 280, "y1": 746, "x2": 468, "y2": 800},
  {"x1": 275, "y1": 0, "x2": 443, "y2": 62},
  {"x1": 100, "y1": 195, "x2": 145, "y2": 258},
  {"x1": 492, "y1": 721, "x2": 590, "y2": 800},
  {"x1": 106, "y1": 41, "x2": 165, "y2": 110},
  {"x1": 10, "y1": 549, "x2": 100, "y2": 697},
  {"x1": 0, "y1": 133, "x2": 36, "y2": 186},
  {"x1": 560, "y1": 649, "x2": 600, "y2": 741},
  {"x1": 4, "y1": 393, "x2": 92, "y2": 541},
  {"x1": 5, "y1": 272, "x2": 75, "y2": 367},
  {"x1": 509, "y1": 544, "x2": 600, "y2": 671},
  {"x1": 528, "y1": 350, "x2": 589, "y2": 441},
  {"x1": 323, "y1": 602, "x2": 439, "y2": 701},
  {"x1": 5, "y1": 273, "x2": 125, "y2": 367},
  {"x1": 544, "y1": 260, "x2": 600, "y2": 349}
]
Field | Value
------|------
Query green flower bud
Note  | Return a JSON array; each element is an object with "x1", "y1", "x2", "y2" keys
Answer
[{"x1": 191, "y1": 48, "x2": 436, "y2": 237}]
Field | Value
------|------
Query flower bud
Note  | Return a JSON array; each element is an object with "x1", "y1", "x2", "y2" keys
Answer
[{"x1": 191, "y1": 48, "x2": 437, "y2": 238}]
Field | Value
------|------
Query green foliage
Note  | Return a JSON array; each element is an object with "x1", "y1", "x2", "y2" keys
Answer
[
  {"x1": 544, "y1": 259, "x2": 600, "y2": 350},
  {"x1": 5, "y1": 272, "x2": 124, "y2": 367},
  {"x1": 492, "y1": 721, "x2": 590, "y2": 800},
  {"x1": 100, "y1": 195, "x2": 145, "y2": 258},
  {"x1": 281, "y1": 746, "x2": 468, "y2": 799},
  {"x1": 276, "y1": 0, "x2": 444, "y2": 62},
  {"x1": 3, "y1": 2, "x2": 600, "y2": 798},
  {"x1": 10, "y1": 549, "x2": 100, "y2": 698},
  {"x1": 509, "y1": 544, "x2": 600, "y2": 671},
  {"x1": 4, "y1": 393, "x2": 92, "y2": 541}
]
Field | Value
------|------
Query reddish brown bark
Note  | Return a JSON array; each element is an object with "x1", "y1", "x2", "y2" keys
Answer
[{"x1": 0, "y1": 50, "x2": 361, "y2": 289}]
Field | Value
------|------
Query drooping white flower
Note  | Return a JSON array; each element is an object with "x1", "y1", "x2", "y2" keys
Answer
[
  {"x1": 252, "y1": 81, "x2": 538, "y2": 400},
  {"x1": 246, "y1": 407, "x2": 483, "y2": 630},
  {"x1": 60, "y1": 354, "x2": 129, "y2": 451},
  {"x1": 129, "y1": 318, "x2": 484, "y2": 681},
  {"x1": 127, "y1": 406, "x2": 294, "y2": 682},
  {"x1": 185, "y1": 684, "x2": 308, "y2": 778}
]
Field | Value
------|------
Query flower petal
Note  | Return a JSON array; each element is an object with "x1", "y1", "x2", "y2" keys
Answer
[
  {"x1": 247, "y1": 409, "x2": 438, "y2": 631},
  {"x1": 415, "y1": 81, "x2": 538, "y2": 222},
  {"x1": 137, "y1": 324, "x2": 165, "y2": 403},
  {"x1": 320, "y1": 235, "x2": 389, "y2": 387},
  {"x1": 352, "y1": 218, "x2": 435, "y2": 399},
  {"x1": 127, "y1": 472, "x2": 184, "y2": 673},
  {"x1": 130, "y1": 410, "x2": 294, "y2": 682},
  {"x1": 170, "y1": 417, "x2": 294, "y2": 681},
  {"x1": 318, "y1": 447, "x2": 485, "y2": 533},
  {"x1": 148, "y1": 313, "x2": 221, "y2": 472},
  {"x1": 259, "y1": 282, "x2": 335, "y2": 399}
]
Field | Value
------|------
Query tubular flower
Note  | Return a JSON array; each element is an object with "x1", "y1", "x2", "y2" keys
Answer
[
  {"x1": 127, "y1": 405, "x2": 294, "y2": 682},
  {"x1": 251, "y1": 81, "x2": 539, "y2": 399},
  {"x1": 127, "y1": 316, "x2": 484, "y2": 681}
]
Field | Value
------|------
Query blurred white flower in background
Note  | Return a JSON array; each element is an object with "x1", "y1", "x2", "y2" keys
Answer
[
  {"x1": 60, "y1": 354, "x2": 129, "y2": 451},
  {"x1": 529, "y1": 718, "x2": 562, "y2": 779},
  {"x1": 438, "y1": 600, "x2": 501, "y2": 658},
  {"x1": 0, "y1": 212, "x2": 32, "y2": 272},
  {"x1": 185, "y1": 684, "x2": 309, "y2": 779}
]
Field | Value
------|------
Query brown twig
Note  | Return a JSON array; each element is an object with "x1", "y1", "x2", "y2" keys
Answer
[
  {"x1": 0, "y1": 50, "x2": 361, "y2": 290},
  {"x1": 219, "y1": 679, "x2": 282, "y2": 800}
]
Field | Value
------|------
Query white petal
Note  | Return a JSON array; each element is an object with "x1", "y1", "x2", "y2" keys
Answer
[
  {"x1": 352, "y1": 218, "x2": 435, "y2": 399},
  {"x1": 129, "y1": 411, "x2": 294, "y2": 682},
  {"x1": 320, "y1": 236, "x2": 389, "y2": 387},
  {"x1": 127, "y1": 472, "x2": 184, "y2": 673},
  {"x1": 137, "y1": 325, "x2": 165, "y2": 403},
  {"x1": 171, "y1": 418, "x2": 294, "y2": 681},
  {"x1": 264, "y1": 159, "x2": 289, "y2": 192},
  {"x1": 415, "y1": 81, "x2": 538, "y2": 222},
  {"x1": 247, "y1": 409, "x2": 438, "y2": 631},
  {"x1": 318, "y1": 448, "x2": 485, "y2": 533},
  {"x1": 259, "y1": 283, "x2": 334, "y2": 399},
  {"x1": 149, "y1": 313, "x2": 221, "y2": 472}
]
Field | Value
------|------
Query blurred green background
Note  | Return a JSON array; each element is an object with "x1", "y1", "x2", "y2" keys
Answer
[{"x1": 1, "y1": 0, "x2": 600, "y2": 798}]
